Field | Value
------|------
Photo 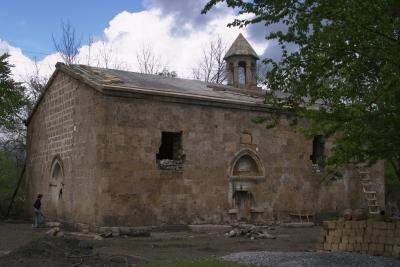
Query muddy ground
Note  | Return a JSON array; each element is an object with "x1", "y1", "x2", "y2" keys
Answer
[{"x1": 0, "y1": 221, "x2": 321, "y2": 266}]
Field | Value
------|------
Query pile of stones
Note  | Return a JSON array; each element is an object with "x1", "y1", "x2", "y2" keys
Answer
[
  {"x1": 45, "y1": 227, "x2": 64, "y2": 237},
  {"x1": 157, "y1": 159, "x2": 183, "y2": 171},
  {"x1": 99, "y1": 227, "x2": 151, "y2": 238},
  {"x1": 226, "y1": 225, "x2": 276, "y2": 240}
]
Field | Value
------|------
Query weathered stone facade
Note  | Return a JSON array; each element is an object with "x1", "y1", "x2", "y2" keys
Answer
[{"x1": 25, "y1": 35, "x2": 384, "y2": 228}]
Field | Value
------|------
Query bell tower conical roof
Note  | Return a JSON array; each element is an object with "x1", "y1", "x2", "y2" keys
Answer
[{"x1": 224, "y1": 33, "x2": 259, "y2": 60}]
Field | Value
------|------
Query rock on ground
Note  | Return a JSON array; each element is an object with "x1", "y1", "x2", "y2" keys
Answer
[{"x1": 222, "y1": 251, "x2": 400, "y2": 267}]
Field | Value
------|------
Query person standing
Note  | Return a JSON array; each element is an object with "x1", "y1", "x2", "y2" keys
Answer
[{"x1": 33, "y1": 194, "x2": 43, "y2": 228}]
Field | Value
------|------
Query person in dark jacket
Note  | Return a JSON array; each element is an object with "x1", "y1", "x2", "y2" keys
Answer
[{"x1": 33, "y1": 194, "x2": 43, "y2": 228}]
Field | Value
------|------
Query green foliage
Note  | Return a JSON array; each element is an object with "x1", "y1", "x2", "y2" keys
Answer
[
  {"x1": 0, "y1": 150, "x2": 24, "y2": 218},
  {"x1": 203, "y1": 0, "x2": 400, "y2": 179},
  {"x1": 386, "y1": 161, "x2": 400, "y2": 210},
  {"x1": 0, "y1": 53, "x2": 27, "y2": 130}
]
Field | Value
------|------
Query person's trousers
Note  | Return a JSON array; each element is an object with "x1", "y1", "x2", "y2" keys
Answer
[{"x1": 33, "y1": 208, "x2": 43, "y2": 227}]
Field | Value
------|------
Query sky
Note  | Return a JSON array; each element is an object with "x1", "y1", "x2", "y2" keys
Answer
[
  {"x1": 0, "y1": 0, "x2": 277, "y2": 81},
  {"x1": 0, "y1": 0, "x2": 143, "y2": 57}
]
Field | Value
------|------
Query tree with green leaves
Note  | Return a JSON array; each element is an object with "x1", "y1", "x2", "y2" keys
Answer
[
  {"x1": 203, "y1": 0, "x2": 400, "y2": 180},
  {"x1": 0, "y1": 54, "x2": 27, "y2": 218},
  {"x1": 0, "y1": 53, "x2": 26, "y2": 130}
]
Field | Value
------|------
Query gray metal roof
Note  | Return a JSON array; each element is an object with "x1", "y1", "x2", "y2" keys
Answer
[{"x1": 67, "y1": 64, "x2": 266, "y2": 105}]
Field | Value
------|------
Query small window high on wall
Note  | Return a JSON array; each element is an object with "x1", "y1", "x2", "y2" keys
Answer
[
  {"x1": 156, "y1": 131, "x2": 184, "y2": 170},
  {"x1": 311, "y1": 135, "x2": 325, "y2": 165}
]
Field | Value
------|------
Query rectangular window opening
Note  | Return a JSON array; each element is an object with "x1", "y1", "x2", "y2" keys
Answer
[
  {"x1": 156, "y1": 131, "x2": 184, "y2": 170},
  {"x1": 310, "y1": 135, "x2": 325, "y2": 165}
]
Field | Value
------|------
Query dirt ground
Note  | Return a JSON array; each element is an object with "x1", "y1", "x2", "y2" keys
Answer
[{"x1": 0, "y1": 221, "x2": 322, "y2": 266}]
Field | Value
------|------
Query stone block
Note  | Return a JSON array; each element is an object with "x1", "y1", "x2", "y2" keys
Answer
[
  {"x1": 373, "y1": 221, "x2": 387, "y2": 230},
  {"x1": 344, "y1": 221, "x2": 352, "y2": 229},
  {"x1": 354, "y1": 243, "x2": 361, "y2": 252},
  {"x1": 125, "y1": 227, "x2": 151, "y2": 237},
  {"x1": 361, "y1": 243, "x2": 369, "y2": 252},
  {"x1": 375, "y1": 243, "x2": 384, "y2": 255},
  {"x1": 331, "y1": 243, "x2": 339, "y2": 251},
  {"x1": 338, "y1": 243, "x2": 347, "y2": 251},
  {"x1": 347, "y1": 243, "x2": 354, "y2": 251},
  {"x1": 363, "y1": 234, "x2": 370, "y2": 243},
  {"x1": 326, "y1": 235, "x2": 334, "y2": 243},
  {"x1": 366, "y1": 226, "x2": 373, "y2": 234},
  {"x1": 387, "y1": 222, "x2": 395, "y2": 230},
  {"x1": 323, "y1": 221, "x2": 337, "y2": 230},
  {"x1": 337, "y1": 221, "x2": 344, "y2": 229},
  {"x1": 367, "y1": 219, "x2": 375, "y2": 228},
  {"x1": 324, "y1": 242, "x2": 332, "y2": 251},
  {"x1": 368, "y1": 244, "x2": 375, "y2": 255},
  {"x1": 343, "y1": 229, "x2": 352, "y2": 235},
  {"x1": 374, "y1": 229, "x2": 381, "y2": 235},
  {"x1": 395, "y1": 229, "x2": 400, "y2": 237},
  {"x1": 386, "y1": 237, "x2": 395, "y2": 245},
  {"x1": 392, "y1": 245, "x2": 400, "y2": 258},
  {"x1": 240, "y1": 133, "x2": 252, "y2": 144},
  {"x1": 358, "y1": 221, "x2": 367, "y2": 228},
  {"x1": 335, "y1": 229, "x2": 343, "y2": 237},
  {"x1": 378, "y1": 235, "x2": 386, "y2": 244},
  {"x1": 384, "y1": 244, "x2": 393, "y2": 254},
  {"x1": 76, "y1": 223, "x2": 89, "y2": 232},
  {"x1": 332, "y1": 235, "x2": 341, "y2": 244},
  {"x1": 385, "y1": 229, "x2": 394, "y2": 237}
]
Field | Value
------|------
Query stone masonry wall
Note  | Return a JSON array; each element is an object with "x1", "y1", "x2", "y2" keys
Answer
[
  {"x1": 96, "y1": 94, "x2": 385, "y2": 227},
  {"x1": 25, "y1": 70, "x2": 385, "y2": 227},
  {"x1": 319, "y1": 220, "x2": 400, "y2": 258},
  {"x1": 25, "y1": 71, "x2": 104, "y2": 225}
]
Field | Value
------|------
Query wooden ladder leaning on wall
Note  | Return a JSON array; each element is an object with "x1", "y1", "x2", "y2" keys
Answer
[{"x1": 358, "y1": 168, "x2": 380, "y2": 215}]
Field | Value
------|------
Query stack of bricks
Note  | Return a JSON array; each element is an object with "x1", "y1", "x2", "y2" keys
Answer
[{"x1": 319, "y1": 220, "x2": 400, "y2": 258}]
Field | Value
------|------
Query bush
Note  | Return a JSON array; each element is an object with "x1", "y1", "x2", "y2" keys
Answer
[
  {"x1": 385, "y1": 161, "x2": 400, "y2": 214},
  {"x1": 0, "y1": 150, "x2": 25, "y2": 218}
]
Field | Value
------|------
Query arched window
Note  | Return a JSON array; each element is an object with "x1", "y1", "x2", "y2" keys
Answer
[
  {"x1": 51, "y1": 160, "x2": 64, "y2": 179},
  {"x1": 50, "y1": 156, "x2": 64, "y2": 200},
  {"x1": 230, "y1": 149, "x2": 265, "y2": 178},
  {"x1": 233, "y1": 155, "x2": 260, "y2": 176}
]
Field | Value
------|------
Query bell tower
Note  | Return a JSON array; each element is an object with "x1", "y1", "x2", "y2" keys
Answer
[{"x1": 224, "y1": 34, "x2": 259, "y2": 89}]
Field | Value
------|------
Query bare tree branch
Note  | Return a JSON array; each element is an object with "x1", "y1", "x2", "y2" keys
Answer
[
  {"x1": 136, "y1": 43, "x2": 163, "y2": 74},
  {"x1": 97, "y1": 39, "x2": 113, "y2": 69},
  {"x1": 52, "y1": 21, "x2": 81, "y2": 65},
  {"x1": 192, "y1": 37, "x2": 227, "y2": 84}
]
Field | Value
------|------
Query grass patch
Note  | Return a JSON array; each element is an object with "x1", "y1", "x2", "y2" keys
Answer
[{"x1": 143, "y1": 259, "x2": 241, "y2": 267}]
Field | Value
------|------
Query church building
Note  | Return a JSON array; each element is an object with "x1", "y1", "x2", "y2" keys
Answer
[{"x1": 25, "y1": 34, "x2": 384, "y2": 227}]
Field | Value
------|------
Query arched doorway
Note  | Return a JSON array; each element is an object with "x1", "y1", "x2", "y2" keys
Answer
[
  {"x1": 49, "y1": 155, "x2": 64, "y2": 219},
  {"x1": 228, "y1": 149, "x2": 265, "y2": 221}
]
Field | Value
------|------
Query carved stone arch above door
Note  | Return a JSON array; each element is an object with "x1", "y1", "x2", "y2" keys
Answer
[
  {"x1": 228, "y1": 148, "x2": 265, "y2": 181},
  {"x1": 227, "y1": 148, "x2": 266, "y2": 222}
]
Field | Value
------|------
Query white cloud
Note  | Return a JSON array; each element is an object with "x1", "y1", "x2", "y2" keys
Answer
[
  {"x1": 0, "y1": 40, "x2": 60, "y2": 82},
  {"x1": 3, "y1": 6, "x2": 268, "y2": 81}
]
